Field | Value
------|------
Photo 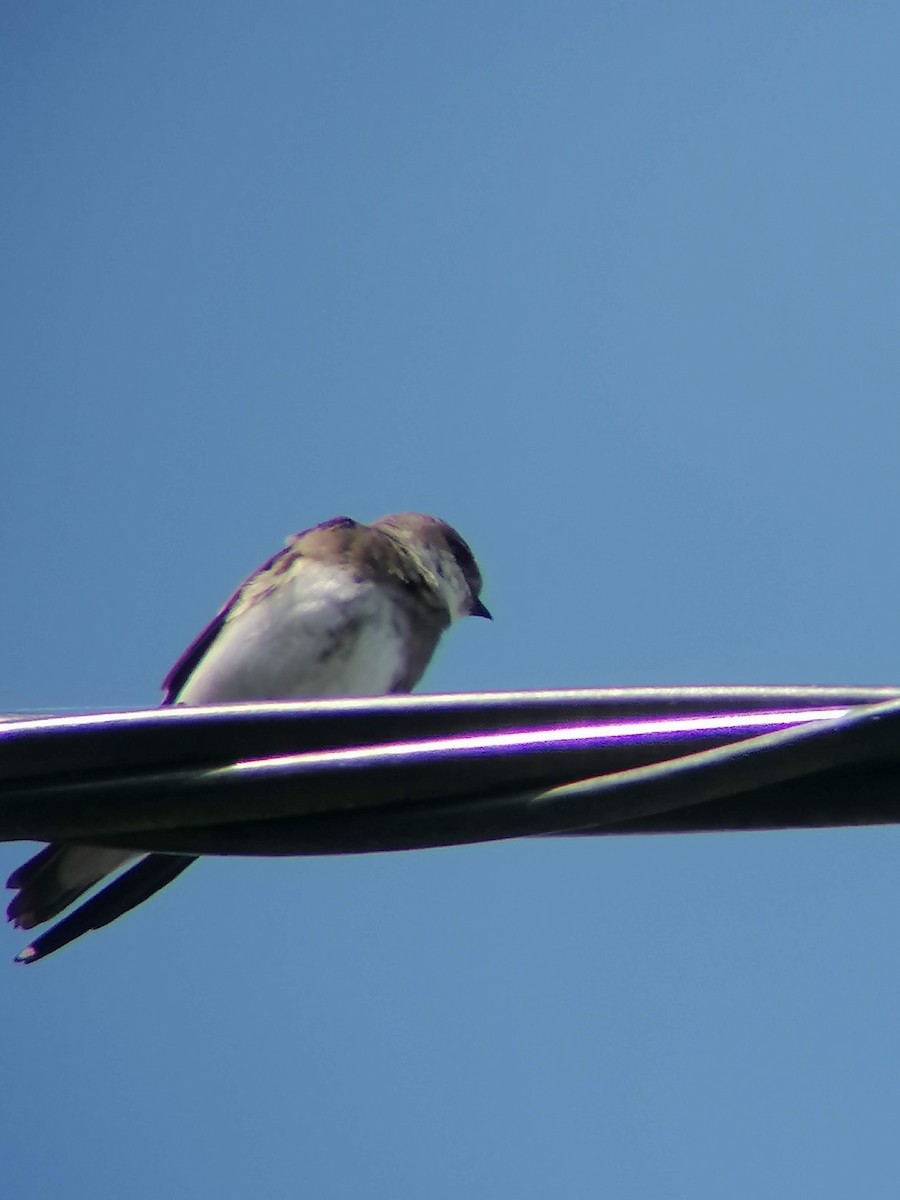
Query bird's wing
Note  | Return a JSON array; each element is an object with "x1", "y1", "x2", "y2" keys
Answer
[{"x1": 161, "y1": 516, "x2": 359, "y2": 702}]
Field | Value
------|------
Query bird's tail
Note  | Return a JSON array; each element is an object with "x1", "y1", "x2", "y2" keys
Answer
[
  {"x1": 11, "y1": 854, "x2": 196, "y2": 964},
  {"x1": 6, "y1": 844, "x2": 138, "y2": 930}
]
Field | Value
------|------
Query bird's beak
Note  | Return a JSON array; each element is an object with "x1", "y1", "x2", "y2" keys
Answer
[{"x1": 469, "y1": 598, "x2": 492, "y2": 619}]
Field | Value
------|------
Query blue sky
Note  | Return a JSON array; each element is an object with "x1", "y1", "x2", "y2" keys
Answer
[{"x1": 4, "y1": 3, "x2": 900, "y2": 1196}]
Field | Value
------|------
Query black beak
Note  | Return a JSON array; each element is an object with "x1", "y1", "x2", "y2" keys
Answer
[{"x1": 469, "y1": 598, "x2": 492, "y2": 619}]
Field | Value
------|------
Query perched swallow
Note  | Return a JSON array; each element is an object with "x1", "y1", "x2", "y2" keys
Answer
[{"x1": 7, "y1": 513, "x2": 490, "y2": 963}]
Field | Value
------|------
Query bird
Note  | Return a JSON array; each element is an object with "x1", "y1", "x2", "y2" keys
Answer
[{"x1": 7, "y1": 512, "x2": 490, "y2": 963}]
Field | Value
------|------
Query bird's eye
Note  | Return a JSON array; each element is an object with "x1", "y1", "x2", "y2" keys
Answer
[{"x1": 445, "y1": 532, "x2": 476, "y2": 576}]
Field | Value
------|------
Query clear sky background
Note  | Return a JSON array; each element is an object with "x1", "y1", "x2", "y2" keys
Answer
[{"x1": 4, "y1": 3, "x2": 900, "y2": 1196}]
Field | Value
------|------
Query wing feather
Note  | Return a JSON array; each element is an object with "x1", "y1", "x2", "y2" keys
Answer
[{"x1": 161, "y1": 517, "x2": 358, "y2": 703}]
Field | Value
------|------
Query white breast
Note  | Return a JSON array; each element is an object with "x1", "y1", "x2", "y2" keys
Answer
[{"x1": 174, "y1": 560, "x2": 410, "y2": 703}]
